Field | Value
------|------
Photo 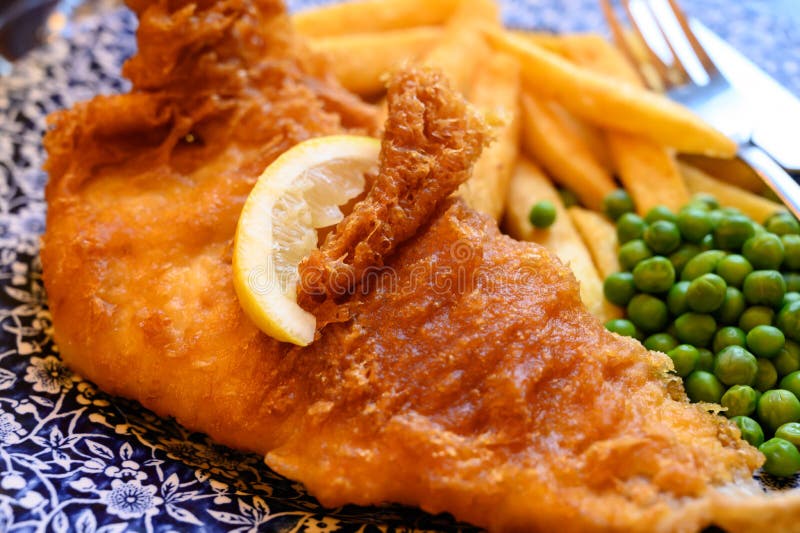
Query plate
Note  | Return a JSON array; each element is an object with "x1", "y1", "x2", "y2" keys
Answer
[{"x1": 1, "y1": 1, "x2": 799, "y2": 531}]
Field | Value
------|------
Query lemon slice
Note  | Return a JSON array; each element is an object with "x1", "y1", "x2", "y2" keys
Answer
[{"x1": 233, "y1": 135, "x2": 381, "y2": 346}]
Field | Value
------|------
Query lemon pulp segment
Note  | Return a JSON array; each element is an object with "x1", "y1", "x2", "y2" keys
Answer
[{"x1": 233, "y1": 135, "x2": 381, "y2": 345}]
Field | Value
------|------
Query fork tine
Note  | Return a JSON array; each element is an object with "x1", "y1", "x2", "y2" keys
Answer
[
  {"x1": 644, "y1": 0, "x2": 716, "y2": 86},
  {"x1": 622, "y1": 0, "x2": 691, "y2": 89},
  {"x1": 620, "y1": 0, "x2": 682, "y2": 90},
  {"x1": 664, "y1": 0, "x2": 718, "y2": 75},
  {"x1": 639, "y1": 0, "x2": 692, "y2": 83},
  {"x1": 599, "y1": 0, "x2": 655, "y2": 89}
]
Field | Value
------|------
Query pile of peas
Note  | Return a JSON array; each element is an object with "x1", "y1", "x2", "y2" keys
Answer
[{"x1": 602, "y1": 189, "x2": 800, "y2": 478}]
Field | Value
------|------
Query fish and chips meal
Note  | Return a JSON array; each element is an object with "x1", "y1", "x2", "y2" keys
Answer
[{"x1": 39, "y1": 0, "x2": 800, "y2": 530}]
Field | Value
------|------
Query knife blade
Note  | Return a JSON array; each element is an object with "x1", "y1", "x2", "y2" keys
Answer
[{"x1": 691, "y1": 19, "x2": 800, "y2": 173}]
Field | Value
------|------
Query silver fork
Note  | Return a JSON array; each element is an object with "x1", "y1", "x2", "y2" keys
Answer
[{"x1": 600, "y1": 0, "x2": 800, "y2": 220}]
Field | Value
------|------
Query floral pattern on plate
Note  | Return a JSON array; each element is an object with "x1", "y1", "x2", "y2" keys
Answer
[{"x1": 0, "y1": 1, "x2": 798, "y2": 531}]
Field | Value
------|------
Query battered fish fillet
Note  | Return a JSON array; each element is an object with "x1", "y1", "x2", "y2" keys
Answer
[{"x1": 42, "y1": 1, "x2": 800, "y2": 531}]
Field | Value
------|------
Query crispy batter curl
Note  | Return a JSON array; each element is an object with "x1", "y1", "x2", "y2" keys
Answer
[{"x1": 298, "y1": 68, "x2": 488, "y2": 323}]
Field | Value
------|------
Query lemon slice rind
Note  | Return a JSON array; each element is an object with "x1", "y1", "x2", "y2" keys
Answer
[{"x1": 233, "y1": 135, "x2": 381, "y2": 346}]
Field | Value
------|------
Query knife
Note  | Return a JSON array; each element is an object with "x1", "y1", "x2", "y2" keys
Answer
[{"x1": 691, "y1": 19, "x2": 800, "y2": 173}]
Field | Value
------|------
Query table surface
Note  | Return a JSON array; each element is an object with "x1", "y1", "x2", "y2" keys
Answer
[{"x1": 1, "y1": 1, "x2": 799, "y2": 533}]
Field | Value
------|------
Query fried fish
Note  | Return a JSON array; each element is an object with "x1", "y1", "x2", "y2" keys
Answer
[{"x1": 42, "y1": 0, "x2": 800, "y2": 531}]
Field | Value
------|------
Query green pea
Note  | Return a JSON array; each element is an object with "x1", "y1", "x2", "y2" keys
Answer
[
  {"x1": 605, "y1": 318, "x2": 641, "y2": 339},
  {"x1": 754, "y1": 358, "x2": 778, "y2": 391},
  {"x1": 782, "y1": 292, "x2": 800, "y2": 309},
  {"x1": 715, "y1": 213, "x2": 756, "y2": 251},
  {"x1": 669, "y1": 244, "x2": 701, "y2": 277},
  {"x1": 784, "y1": 273, "x2": 800, "y2": 293},
  {"x1": 738, "y1": 306, "x2": 775, "y2": 332},
  {"x1": 666, "y1": 322, "x2": 679, "y2": 340},
  {"x1": 715, "y1": 254, "x2": 753, "y2": 288},
  {"x1": 759, "y1": 438, "x2": 800, "y2": 477},
  {"x1": 667, "y1": 281, "x2": 691, "y2": 316},
  {"x1": 557, "y1": 188, "x2": 579, "y2": 208},
  {"x1": 779, "y1": 371, "x2": 800, "y2": 400},
  {"x1": 644, "y1": 333, "x2": 678, "y2": 353},
  {"x1": 616, "y1": 213, "x2": 646, "y2": 244},
  {"x1": 721, "y1": 385, "x2": 759, "y2": 417},
  {"x1": 781, "y1": 235, "x2": 800, "y2": 270},
  {"x1": 667, "y1": 344, "x2": 699, "y2": 377},
  {"x1": 681, "y1": 200, "x2": 711, "y2": 213},
  {"x1": 618, "y1": 239, "x2": 653, "y2": 271},
  {"x1": 731, "y1": 416, "x2": 765, "y2": 447},
  {"x1": 686, "y1": 273, "x2": 727, "y2": 313},
  {"x1": 674, "y1": 312, "x2": 716, "y2": 347},
  {"x1": 713, "y1": 326, "x2": 747, "y2": 354},
  {"x1": 765, "y1": 212, "x2": 800, "y2": 236},
  {"x1": 696, "y1": 348, "x2": 715, "y2": 372},
  {"x1": 777, "y1": 301, "x2": 800, "y2": 342},
  {"x1": 714, "y1": 345, "x2": 758, "y2": 386},
  {"x1": 693, "y1": 193, "x2": 719, "y2": 210},
  {"x1": 633, "y1": 257, "x2": 675, "y2": 294},
  {"x1": 714, "y1": 287, "x2": 746, "y2": 326},
  {"x1": 775, "y1": 340, "x2": 800, "y2": 377},
  {"x1": 603, "y1": 189, "x2": 635, "y2": 221},
  {"x1": 752, "y1": 222, "x2": 767, "y2": 236},
  {"x1": 708, "y1": 210, "x2": 726, "y2": 230},
  {"x1": 757, "y1": 389, "x2": 800, "y2": 432},
  {"x1": 643, "y1": 220, "x2": 681, "y2": 255},
  {"x1": 677, "y1": 207, "x2": 713, "y2": 243},
  {"x1": 742, "y1": 270, "x2": 786, "y2": 308},
  {"x1": 644, "y1": 205, "x2": 677, "y2": 225},
  {"x1": 603, "y1": 272, "x2": 636, "y2": 307},
  {"x1": 699, "y1": 233, "x2": 716, "y2": 251},
  {"x1": 720, "y1": 207, "x2": 743, "y2": 216},
  {"x1": 685, "y1": 370, "x2": 724, "y2": 403},
  {"x1": 746, "y1": 325, "x2": 785, "y2": 358},
  {"x1": 775, "y1": 422, "x2": 800, "y2": 447},
  {"x1": 742, "y1": 233, "x2": 785, "y2": 270},
  {"x1": 681, "y1": 250, "x2": 726, "y2": 281},
  {"x1": 627, "y1": 294, "x2": 669, "y2": 333},
  {"x1": 529, "y1": 200, "x2": 556, "y2": 228}
]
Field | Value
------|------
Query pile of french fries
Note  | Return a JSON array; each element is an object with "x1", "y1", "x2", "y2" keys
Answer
[{"x1": 294, "y1": 0, "x2": 786, "y2": 321}]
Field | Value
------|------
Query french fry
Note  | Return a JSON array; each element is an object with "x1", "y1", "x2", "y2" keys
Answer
[
  {"x1": 504, "y1": 159, "x2": 621, "y2": 321},
  {"x1": 607, "y1": 132, "x2": 690, "y2": 214},
  {"x1": 310, "y1": 27, "x2": 443, "y2": 96},
  {"x1": 292, "y1": 0, "x2": 459, "y2": 38},
  {"x1": 680, "y1": 163, "x2": 785, "y2": 223},
  {"x1": 422, "y1": 26, "x2": 491, "y2": 94},
  {"x1": 508, "y1": 30, "x2": 566, "y2": 54},
  {"x1": 375, "y1": 96, "x2": 389, "y2": 128},
  {"x1": 457, "y1": 53, "x2": 521, "y2": 220},
  {"x1": 549, "y1": 103, "x2": 614, "y2": 174},
  {"x1": 520, "y1": 93, "x2": 616, "y2": 211},
  {"x1": 511, "y1": 33, "x2": 619, "y2": 174},
  {"x1": 557, "y1": 34, "x2": 642, "y2": 86},
  {"x1": 569, "y1": 207, "x2": 620, "y2": 279},
  {"x1": 622, "y1": 28, "x2": 667, "y2": 92},
  {"x1": 484, "y1": 28, "x2": 737, "y2": 157},
  {"x1": 563, "y1": 34, "x2": 691, "y2": 213},
  {"x1": 679, "y1": 154, "x2": 767, "y2": 194},
  {"x1": 421, "y1": 0, "x2": 499, "y2": 93}
]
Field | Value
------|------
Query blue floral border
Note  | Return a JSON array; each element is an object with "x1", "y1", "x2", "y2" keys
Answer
[{"x1": 1, "y1": 1, "x2": 799, "y2": 531}]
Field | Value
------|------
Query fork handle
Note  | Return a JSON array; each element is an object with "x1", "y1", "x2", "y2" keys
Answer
[{"x1": 739, "y1": 144, "x2": 800, "y2": 220}]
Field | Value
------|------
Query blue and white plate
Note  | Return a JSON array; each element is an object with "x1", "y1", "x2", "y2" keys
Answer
[{"x1": 1, "y1": 1, "x2": 799, "y2": 531}]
